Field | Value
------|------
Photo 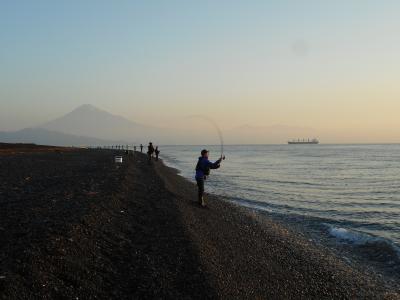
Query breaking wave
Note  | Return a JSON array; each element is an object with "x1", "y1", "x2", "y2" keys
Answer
[{"x1": 327, "y1": 225, "x2": 400, "y2": 264}]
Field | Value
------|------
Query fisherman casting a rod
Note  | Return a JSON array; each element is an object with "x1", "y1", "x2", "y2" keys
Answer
[{"x1": 195, "y1": 149, "x2": 225, "y2": 207}]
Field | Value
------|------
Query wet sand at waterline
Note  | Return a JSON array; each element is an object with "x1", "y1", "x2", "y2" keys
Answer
[{"x1": 0, "y1": 145, "x2": 398, "y2": 299}]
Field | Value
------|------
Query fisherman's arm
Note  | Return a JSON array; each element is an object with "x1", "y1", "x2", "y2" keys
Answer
[{"x1": 208, "y1": 158, "x2": 222, "y2": 169}]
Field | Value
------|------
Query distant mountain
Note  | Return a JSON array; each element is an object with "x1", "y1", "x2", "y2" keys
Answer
[
  {"x1": 39, "y1": 104, "x2": 160, "y2": 143},
  {"x1": 1, "y1": 104, "x2": 321, "y2": 146},
  {"x1": 0, "y1": 128, "x2": 119, "y2": 147}
]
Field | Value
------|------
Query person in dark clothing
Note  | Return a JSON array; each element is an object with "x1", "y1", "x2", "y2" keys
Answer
[
  {"x1": 155, "y1": 146, "x2": 160, "y2": 161},
  {"x1": 147, "y1": 142, "x2": 155, "y2": 163},
  {"x1": 195, "y1": 149, "x2": 223, "y2": 207},
  {"x1": 140, "y1": 144, "x2": 143, "y2": 153}
]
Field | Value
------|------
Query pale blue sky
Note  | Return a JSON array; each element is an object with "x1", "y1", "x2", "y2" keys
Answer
[{"x1": 1, "y1": 1, "x2": 400, "y2": 142}]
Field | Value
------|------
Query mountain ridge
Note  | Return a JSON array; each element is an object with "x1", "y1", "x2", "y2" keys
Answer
[
  {"x1": 0, "y1": 127, "x2": 122, "y2": 147},
  {"x1": 39, "y1": 104, "x2": 160, "y2": 143}
]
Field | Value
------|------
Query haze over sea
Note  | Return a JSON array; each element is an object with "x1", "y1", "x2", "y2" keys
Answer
[{"x1": 162, "y1": 144, "x2": 400, "y2": 266}]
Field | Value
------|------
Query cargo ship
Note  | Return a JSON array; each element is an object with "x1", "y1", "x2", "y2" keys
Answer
[{"x1": 288, "y1": 138, "x2": 319, "y2": 144}]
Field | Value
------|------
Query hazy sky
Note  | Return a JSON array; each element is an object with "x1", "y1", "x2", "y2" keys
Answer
[{"x1": 1, "y1": 1, "x2": 399, "y2": 142}]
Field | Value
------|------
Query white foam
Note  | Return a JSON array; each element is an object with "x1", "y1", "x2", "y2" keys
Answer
[
  {"x1": 327, "y1": 225, "x2": 400, "y2": 261},
  {"x1": 328, "y1": 226, "x2": 380, "y2": 245}
]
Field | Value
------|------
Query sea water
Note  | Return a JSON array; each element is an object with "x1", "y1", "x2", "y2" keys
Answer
[{"x1": 161, "y1": 144, "x2": 400, "y2": 270}]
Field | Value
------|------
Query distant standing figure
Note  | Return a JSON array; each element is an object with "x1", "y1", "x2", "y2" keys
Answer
[
  {"x1": 155, "y1": 146, "x2": 160, "y2": 161},
  {"x1": 134, "y1": 146, "x2": 137, "y2": 152},
  {"x1": 147, "y1": 142, "x2": 155, "y2": 163},
  {"x1": 195, "y1": 149, "x2": 223, "y2": 207},
  {"x1": 140, "y1": 144, "x2": 143, "y2": 152}
]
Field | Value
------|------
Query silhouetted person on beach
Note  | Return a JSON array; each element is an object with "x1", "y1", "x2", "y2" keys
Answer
[
  {"x1": 134, "y1": 146, "x2": 137, "y2": 152},
  {"x1": 155, "y1": 146, "x2": 160, "y2": 161},
  {"x1": 140, "y1": 144, "x2": 143, "y2": 153},
  {"x1": 195, "y1": 149, "x2": 222, "y2": 207},
  {"x1": 147, "y1": 142, "x2": 155, "y2": 163}
]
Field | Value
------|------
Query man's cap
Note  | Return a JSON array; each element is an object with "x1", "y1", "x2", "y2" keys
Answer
[{"x1": 201, "y1": 149, "x2": 208, "y2": 155}]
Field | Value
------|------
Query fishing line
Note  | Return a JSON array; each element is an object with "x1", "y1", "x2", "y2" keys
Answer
[{"x1": 186, "y1": 115, "x2": 225, "y2": 160}]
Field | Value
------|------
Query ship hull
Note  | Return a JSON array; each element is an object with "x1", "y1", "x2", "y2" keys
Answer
[{"x1": 288, "y1": 141, "x2": 319, "y2": 144}]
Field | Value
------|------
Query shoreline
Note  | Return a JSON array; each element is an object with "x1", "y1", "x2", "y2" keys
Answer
[
  {"x1": 155, "y1": 156, "x2": 399, "y2": 298},
  {"x1": 0, "y1": 148, "x2": 398, "y2": 298},
  {"x1": 160, "y1": 150, "x2": 400, "y2": 290}
]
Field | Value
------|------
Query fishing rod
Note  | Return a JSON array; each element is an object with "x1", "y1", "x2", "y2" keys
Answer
[{"x1": 187, "y1": 115, "x2": 226, "y2": 161}]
